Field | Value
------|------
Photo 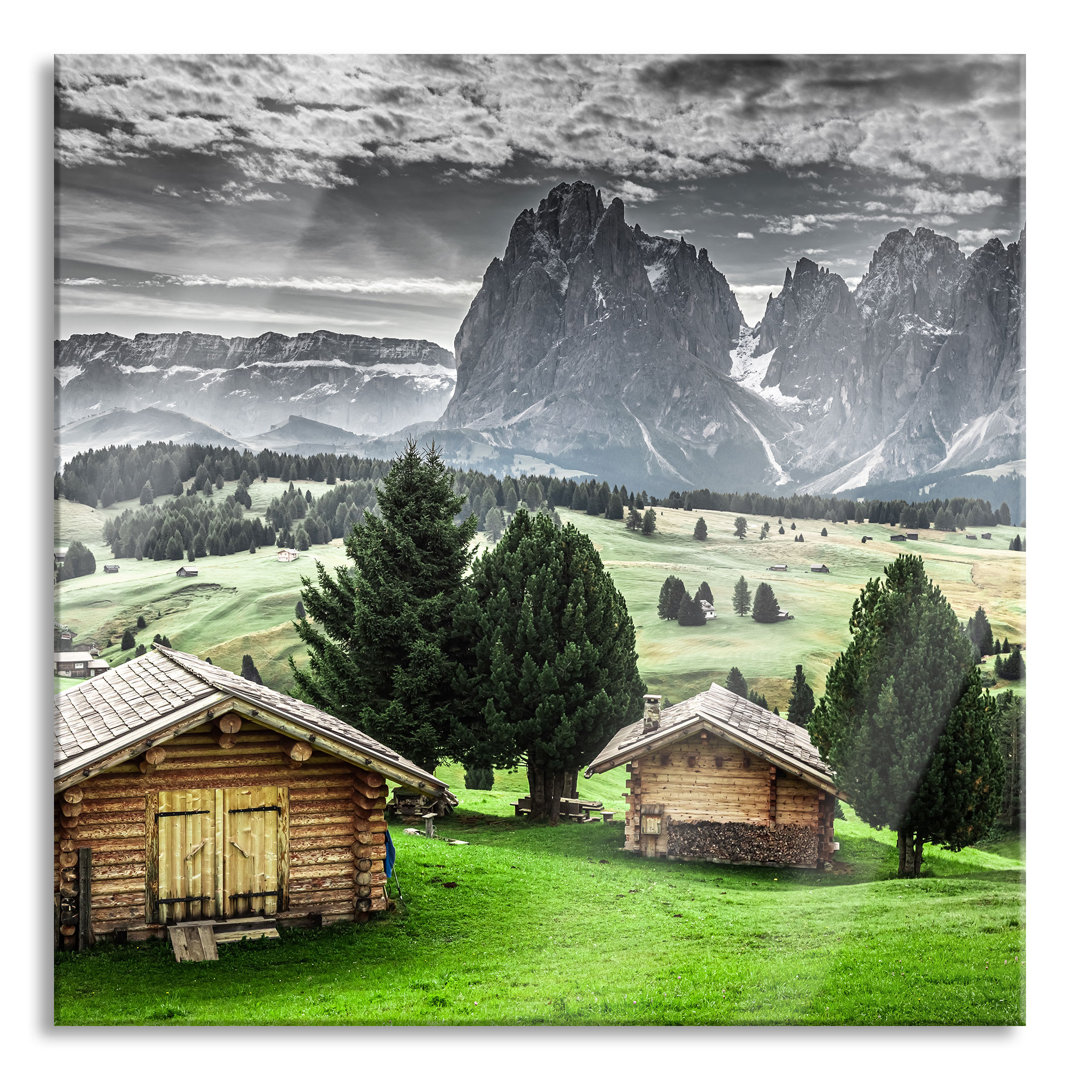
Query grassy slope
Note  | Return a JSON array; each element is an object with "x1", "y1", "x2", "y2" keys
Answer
[
  {"x1": 54, "y1": 494, "x2": 1026, "y2": 709},
  {"x1": 52, "y1": 491, "x2": 1026, "y2": 1027},
  {"x1": 52, "y1": 780, "x2": 1025, "y2": 1026}
]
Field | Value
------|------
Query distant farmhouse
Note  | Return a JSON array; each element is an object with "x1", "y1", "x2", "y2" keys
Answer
[
  {"x1": 176, "y1": 565, "x2": 199, "y2": 578},
  {"x1": 54, "y1": 652, "x2": 92, "y2": 678},
  {"x1": 277, "y1": 549, "x2": 300, "y2": 563},
  {"x1": 810, "y1": 563, "x2": 829, "y2": 573},
  {"x1": 586, "y1": 687, "x2": 843, "y2": 869}
]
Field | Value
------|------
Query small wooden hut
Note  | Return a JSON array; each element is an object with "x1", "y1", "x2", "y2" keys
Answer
[
  {"x1": 585, "y1": 685, "x2": 844, "y2": 869},
  {"x1": 54, "y1": 646, "x2": 453, "y2": 948}
]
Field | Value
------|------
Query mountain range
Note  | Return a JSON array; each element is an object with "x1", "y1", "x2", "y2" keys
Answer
[{"x1": 54, "y1": 182, "x2": 1024, "y2": 494}]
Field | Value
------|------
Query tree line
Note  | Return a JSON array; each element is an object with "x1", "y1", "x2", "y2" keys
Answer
[{"x1": 58, "y1": 441, "x2": 1019, "y2": 539}]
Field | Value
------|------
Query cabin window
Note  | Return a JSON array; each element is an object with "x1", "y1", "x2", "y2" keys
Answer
[{"x1": 149, "y1": 785, "x2": 288, "y2": 924}]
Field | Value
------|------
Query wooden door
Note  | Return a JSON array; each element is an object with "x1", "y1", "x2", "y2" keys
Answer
[
  {"x1": 222, "y1": 786, "x2": 286, "y2": 917},
  {"x1": 152, "y1": 786, "x2": 286, "y2": 923},
  {"x1": 155, "y1": 789, "x2": 217, "y2": 923}
]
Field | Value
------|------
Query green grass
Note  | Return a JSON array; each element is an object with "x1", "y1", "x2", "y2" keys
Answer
[
  {"x1": 53, "y1": 781, "x2": 1025, "y2": 1026},
  {"x1": 55, "y1": 497, "x2": 1026, "y2": 710}
]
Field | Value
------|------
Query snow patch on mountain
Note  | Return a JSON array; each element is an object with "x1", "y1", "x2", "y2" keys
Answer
[{"x1": 54, "y1": 365, "x2": 82, "y2": 388}]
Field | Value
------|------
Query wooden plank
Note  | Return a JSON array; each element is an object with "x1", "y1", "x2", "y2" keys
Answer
[
  {"x1": 168, "y1": 922, "x2": 219, "y2": 962},
  {"x1": 77, "y1": 848, "x2": 93, "y2": 951}
]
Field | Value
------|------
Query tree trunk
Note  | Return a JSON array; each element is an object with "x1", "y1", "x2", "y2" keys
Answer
[
  {"x1": 527, "y1": 759, "x2": 567, "y2": 825},
  {"x1": 896, "y1": 829, "x2": 924, "y2": 877}
]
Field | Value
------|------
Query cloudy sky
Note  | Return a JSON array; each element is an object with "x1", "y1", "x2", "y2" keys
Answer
[{"x1": 55, "y1": 53, "x2": 1025, "y2": 349}]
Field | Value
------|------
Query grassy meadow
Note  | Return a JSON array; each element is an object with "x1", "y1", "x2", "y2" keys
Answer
[
  {"x1": 52, "y1": 769, "x2": 1025, "y2": 1026},
  {"x1": 53, "y1": 484, "x2": 1026, "y2": 711},
  {"x1": 51, "y1": 482, "x2": 1027, "y2": 1027}
]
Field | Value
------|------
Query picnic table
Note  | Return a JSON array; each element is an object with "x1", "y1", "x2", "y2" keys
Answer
[{"x1": 513, "y1": 796, "x2": 614, "y2": 823}]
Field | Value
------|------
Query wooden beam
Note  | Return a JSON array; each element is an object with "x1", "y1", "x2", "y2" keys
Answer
[
  {"x1": 282, "y1": 739, "x2": 313, "y2": 764},
  {"x1": 77, "y1": 847, "x2": 93, "y2": 952}
]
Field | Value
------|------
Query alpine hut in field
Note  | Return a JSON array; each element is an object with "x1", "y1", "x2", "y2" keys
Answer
[
  {"x1": 585, "y1": 685, "x2": 844, "y2": 869},
  {"x1": 54, "y1": 646, "x2": 454, "y2": 948}
]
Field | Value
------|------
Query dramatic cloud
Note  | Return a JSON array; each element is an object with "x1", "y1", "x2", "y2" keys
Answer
[
  {"x1": 161, "y1": 274, "x2": 482, "y2": 296},
  {"x1": 605, "y1": 180, "x2": 660, "y2": 204},
  {"x1": 956, "y1": 227, "x2": 1003, "y2": 251},
  {"x1": 55, "y1": 53, "x2": 1024, "y2": 194}
]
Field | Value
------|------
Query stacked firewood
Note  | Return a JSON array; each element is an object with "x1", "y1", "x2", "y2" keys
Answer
[
  {"x1": 56, "y1": 787, "x2": 85, "y2": 948},
  {"x1": 666, "y1": 820, "x2": 818, "y2": 866}
]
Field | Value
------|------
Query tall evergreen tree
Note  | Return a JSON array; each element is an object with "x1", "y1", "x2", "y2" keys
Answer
[
  {"x1": 751, "y1": 581, "x2": 781, "y2": 623},
  {"x1": 641, "y1": 508, "x2": 657, "y2": 536},
  {"x1": 458, "y1": 510, "x2": 645, "y2": 823},
  {"x1": 994, "y1": 690, "x2": 1025, "y2": 828},
  {"x1": 694, "y1": 581, "x2": 713, "y2": 605},
  {"x1": 732, "y1": 575, "x2": 751, "y2": 617},
  {"x1": 808, "y1": 554, "x2": 1004, "y2": 877},
  {"x1": 120, "y1": 628, "x2": 135, "y2": 651},
  {"x1": 240, "y1": 654, "x2": 264, "y2": 685},
  {"x1": 657, "y1": 575, "x2": 688, "y2": 620},
  {"x1": 606, "y1": 492, "x2": 625, "y2": 520},
  {"x1": 725, "y1": 666, "x2": 748, "y2": 699},
  {"x1": 786, "y1": 664, "x2": 815, "y2": 727},
  {"x1": 290, "y1": 440, "x2": 477, "y2": 773},
  {"x1": 733, "y1": 516, "x2": 748, "y2": 539},
  {"x1": 966, "y1": 606, "x2": 994, "y2": 658},
  {"x1": 693, "y1": 516, "x2": 707, "y2": 540},
  {"x1": 677, "y1": 592, "x2": 707, "y2": 626}
]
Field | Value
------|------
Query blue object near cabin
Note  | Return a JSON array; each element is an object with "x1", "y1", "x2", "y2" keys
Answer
[{"x1": 384, "y1": 829, "x2": 396, "y2": 879}]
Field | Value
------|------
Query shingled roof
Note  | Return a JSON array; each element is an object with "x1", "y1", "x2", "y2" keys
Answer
[
  {"x1": 54, "y1": 646, "x2": 452, "y2": 802},
  {"x1": 585, "y1": 682, "x2": 841, "y2": 796}
]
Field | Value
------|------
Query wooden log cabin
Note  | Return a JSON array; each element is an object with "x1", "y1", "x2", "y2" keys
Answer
[
  {"x1": 54, "y1": 646, "x2": 454, "y2": 948},
  {"x1": 585, "y1": 685, "x2": 844, "y2": 869}
]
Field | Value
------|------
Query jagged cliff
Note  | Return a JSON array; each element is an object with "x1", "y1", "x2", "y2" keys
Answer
[
  {"x1": 443, "y1": 181, "x2": 791, "y2": 488},
  {"x1": 54, "y1": 330, "x2": 456, "y2": 437}
]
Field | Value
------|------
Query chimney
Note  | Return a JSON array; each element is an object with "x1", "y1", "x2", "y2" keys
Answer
[{"x1": 643, "y1": 694, "x2": 662, "y2": 733}]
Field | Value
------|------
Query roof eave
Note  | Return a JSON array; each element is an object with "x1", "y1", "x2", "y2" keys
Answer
[{"x1": 586, "y1": 712, "x2": 839, "y2": 795}]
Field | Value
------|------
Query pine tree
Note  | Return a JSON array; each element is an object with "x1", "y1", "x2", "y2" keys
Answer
[
  {"x1": 240, "y1": 654, "x2": 264, "y2": 685},
  {"x1": 751, "y1": 582, "x2": 781, "y2": 623},
  {"x1": 464, "y1": 763, "x2": 495, "y2": 790},
  {"x1": 693, "y1": 517, "x2": 707, "y2": 541},
  {"x1": 820, "y1": 527, "x2": 828, "y2": 537},
  {"x1": 966, "y1": 606, "x2": 994, "y2": 658},
  {"x1": 136, "y1": 615, "x2": 147, "y2": 630},
  {"x1": 694, "y1": 581, "x2": 713, "y2": 605},
  {"x1": 121, "y1": 628, "x2": 136, "y2": 651},
  {"x1": 725, "y1": 666, "x2": 748, "y2": 698},
  {"x1": 994, "y1": 690, "x2": 1025, "y2": 828},
  {"x1": 641, "y1": 508, "x2": 657, "y2": 536},
  {"x1": 606, "y1": 492, "x2": 625, "y2": 520},
  {"x1": 808, "y1": 554, "x2": 1005, "y2": 877},
  {"x1": 139, "y1": 480, "x2": 154, "y2": 506},
  {"x1": 677, "y1": 592, "x2": 707, "y2": 626},
  {"x1": 626, "y1": 507, "x2": 643, "y2": 531},
  {"x1": 1000, "y1": 646, "x2": 1025, "y2": 681},
  {"x1": 759, "y1": 522, "x2": 770, "y2": 540},
  {"x1": 732, "y1": 575, "x2": 751, "y2": 617},
  {"x1": 786, "y1": 664, "x2": 815, "y2": 727},
  {"x1": 657, "y1": 575, "x2": 688, "y2": 620},
  {"x1": 733, "y1": 516, "x2": 748, "y2": 539},
  {"x1": 458, "y1": 509, "x2": 645, "y2": 823},
  {"x1": 290, "y1": 440, "x2": 477, "y2": 773}
]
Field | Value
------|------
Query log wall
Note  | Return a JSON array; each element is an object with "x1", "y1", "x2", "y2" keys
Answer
[
  {"x1": 620, "y1": 729, "x2": 834, "y2": 868},
  {"x1": 54, "y1": 714, "x2": 389, "y2": 944}
]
